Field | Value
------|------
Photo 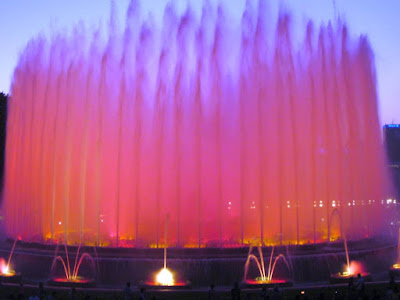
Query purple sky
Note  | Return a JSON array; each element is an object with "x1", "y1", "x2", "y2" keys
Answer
[{"x1": 0, "y1": 0, "x2": 398, "y2": 125}]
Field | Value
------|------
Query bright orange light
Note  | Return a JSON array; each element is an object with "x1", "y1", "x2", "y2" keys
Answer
[
  {"x1": 0, "y1": 265, "x2": 15, "y2": 276},
  {"x1": 342, "y1": 266, "x2": 351, "y2": 276},
  {"x1": 0, "y1": 258, "x2": 13, "y2": 276},
  {"x1": 1, "y1": 265, "x2": 9, "y2": 275},
  {"x1": 156, "y1": 268, "x2": 174, "y2": 286}
]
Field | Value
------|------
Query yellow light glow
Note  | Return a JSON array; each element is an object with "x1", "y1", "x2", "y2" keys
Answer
[
  {"x1": 156, "y1": 268, "x2": 174, "y2": 286},
  {"x1": 1, "y1": 265, "x2": 9, "y2": 275},
  {"x1": 342, "y1": 266, "x2": 351, "y2": 276}
]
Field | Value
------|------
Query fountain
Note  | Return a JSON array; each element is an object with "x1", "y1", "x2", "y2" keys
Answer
[
  {"x1": 2, "y1": 0, "x2": 391, "y2": 249},
  {"x1": 243, "y1": 242, "x2": 292, "y2": 288},
  {"x1": 328, "y1": 209, "x2": 371, "y2": 283},
  {"x1": 0, "y1": 239, "x2": 22, "y2": 283},
  {"x1": 144, "y1": 215, "x2": 189, "y2": 288},
  {"x1": 0, "y1": 0, "x2": 394, "y2": 287},
  {"x1": 48, "y1": 242, "x2": 96, "y2": 287}
]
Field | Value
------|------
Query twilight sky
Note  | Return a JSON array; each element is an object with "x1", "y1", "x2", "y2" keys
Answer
[{"x1": 0, "y1": 0, "x2": 398, "y2": 125}]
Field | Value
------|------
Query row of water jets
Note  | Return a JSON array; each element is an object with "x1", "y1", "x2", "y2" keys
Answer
[
  {"x1": 0, "y1": 216, "x2": 357, "y2": 285},
  {"x1": 0, "y1": 238, "x2": 97, "y2": 282},
  {"x1": 1, "y1": 239, "x2": 293, "y2": 284}
]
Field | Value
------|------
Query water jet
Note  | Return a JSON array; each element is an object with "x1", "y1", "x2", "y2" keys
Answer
[
  {"x1": 327, "y1": 210, "x2": 370, "y2": 283},
  {"x1": 1, "y1": 0, "x2": 393, "y2": 288},
  {"x1": 143, "y1": 215, "x2": 189, "y2": 288},
  {"x1": 243, "y1": 242, "x2": 292, "y2": 288},
  {"x1": 0, "y1": 239, "x2": 22, "y2": 283},
  {"x1": 48, "y1": 242, "x2": 96, "y2": 287},
  {"x1": 3, "y1": 0, "x2": 390, "y2": 249}
]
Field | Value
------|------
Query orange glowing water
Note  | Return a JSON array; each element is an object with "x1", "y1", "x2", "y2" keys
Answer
[
  {"x1": 50, "y1": 243, "x2": 96, "y2": 282},
  {"x1": 244, "y1": 243, "x2": 291, "y2": 283},
  {"x1": 0, "y1": 239, "x2": 18, "y2": 276},
  {"x1": 0, "y1": 259, "x2": 15, "y2": 277},
  {"x1": 3, "y1": 1, "x2": 391, "y2": 247}
]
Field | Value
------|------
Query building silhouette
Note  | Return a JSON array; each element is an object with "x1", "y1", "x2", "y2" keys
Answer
[
  {"x1": 384, "y1": 124, "x2": 400, "y2": 198},
  {"x1": 0, "y1": 92, "x2": 7, "y2": 196}
]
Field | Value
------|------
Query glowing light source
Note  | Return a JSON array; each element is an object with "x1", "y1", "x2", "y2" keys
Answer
[
  {"x1": 156, "y1": 268, "x2": 174, "y2": 286},
  {"x1": 0, "y1": 258, "x2": 16, "y2": 277},
  {"x1": 345, "y1": 266, "x2": 351, "y2": 275},
  {"x1": 1, "y1": 265, "x2": 9, "y2": 275}
]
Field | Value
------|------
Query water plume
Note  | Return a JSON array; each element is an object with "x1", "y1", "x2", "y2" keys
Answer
[{"x1": 3, "y1": 0, "x2": 390, "y2": 247}]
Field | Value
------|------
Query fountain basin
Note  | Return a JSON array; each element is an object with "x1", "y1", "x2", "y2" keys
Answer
[
  {"x1": 47, "y1": 277, "x2": 96, "y2": 288},
  {"x1": 242, "y1": 279, "x2": 293, "y2": 288},
  {"x1": 390, "y1": 264, "x2": 400, "y2": 276},
  {"x1": 141, "y1": 281, "x2": 191, "y2": 290},
  {"x1": 0, "y1": 238, "x2": 394, "y2": 286},
  {"x1": 329, "y1": 272, "x2": 371, "y2": 284},
  {"x1": 0, "y1": 271, "x2": 22, "y2": 283}
]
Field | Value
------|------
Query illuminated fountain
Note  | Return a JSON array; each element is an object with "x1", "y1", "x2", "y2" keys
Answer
[
  {"x1": 328, "y1": 209, "x2": 370, "y2": 283},
  {"x1": 145, "y1": 215, "x2": 189, "y2": 288},
  {"x1": 48, "y1": 242, "x2": 96, "y2": 287},
  {"x1": 330, "y1": 259, "x2": 371, "y2": 284},
  {"x1": 243, "y1": 242, "x2": 292, "y2": 287},
  {"x1": 0, "y1": 239, "x2": 21, "y2": 283},
  {"x1": 390, "y1": 228, "x2": 400, "y2": 273},
  {"x1": 3, "y1": 0, "x2": 391, "y2": 249}
]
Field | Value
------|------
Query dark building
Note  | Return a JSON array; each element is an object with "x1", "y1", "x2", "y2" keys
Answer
[
  {"x1": 0, "y1": 93, "x2": 7, "y2": 191},
  {"x1": 384, "y1": 124, "x2": 400, "y2": 164},
  {"x1": 384, "y1": 124, "x2": 400, "y2": 198}
]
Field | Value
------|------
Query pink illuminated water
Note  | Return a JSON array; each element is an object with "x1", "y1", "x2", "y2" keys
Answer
[{"x1": 3, "y1": 1, "x2": 391, "y2": 247}]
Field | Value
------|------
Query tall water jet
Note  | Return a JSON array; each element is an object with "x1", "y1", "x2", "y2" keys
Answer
[
  {"x1": 145, "y1": 214, "x2": 189, "y2": 287},
  {"x1": 329, "y1": 209, "x2": 371, "y2": 283},
  {"x1": 0, "y1": 239, "x2": 22, "y2": 283},
  {"x1": 3, "y1": 1, "x2": 391, "y2": 247}
]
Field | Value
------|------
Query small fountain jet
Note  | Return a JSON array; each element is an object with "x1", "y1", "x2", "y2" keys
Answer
[
  {"x1": 0, "y1": 239, "x2": 22, "y2": 283},
  {"x1": 243, "y1": 240, "x2": 292, "y2": 287},
  {"x1": 329, "y1": 209, "x2": 370, "y2": 283},
  {"x1": 48, "y1": 242, "x2": 96, "y2": 287},
  {"x1": 145, "y1": 215, "x2": 189, "y2": 288}
]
